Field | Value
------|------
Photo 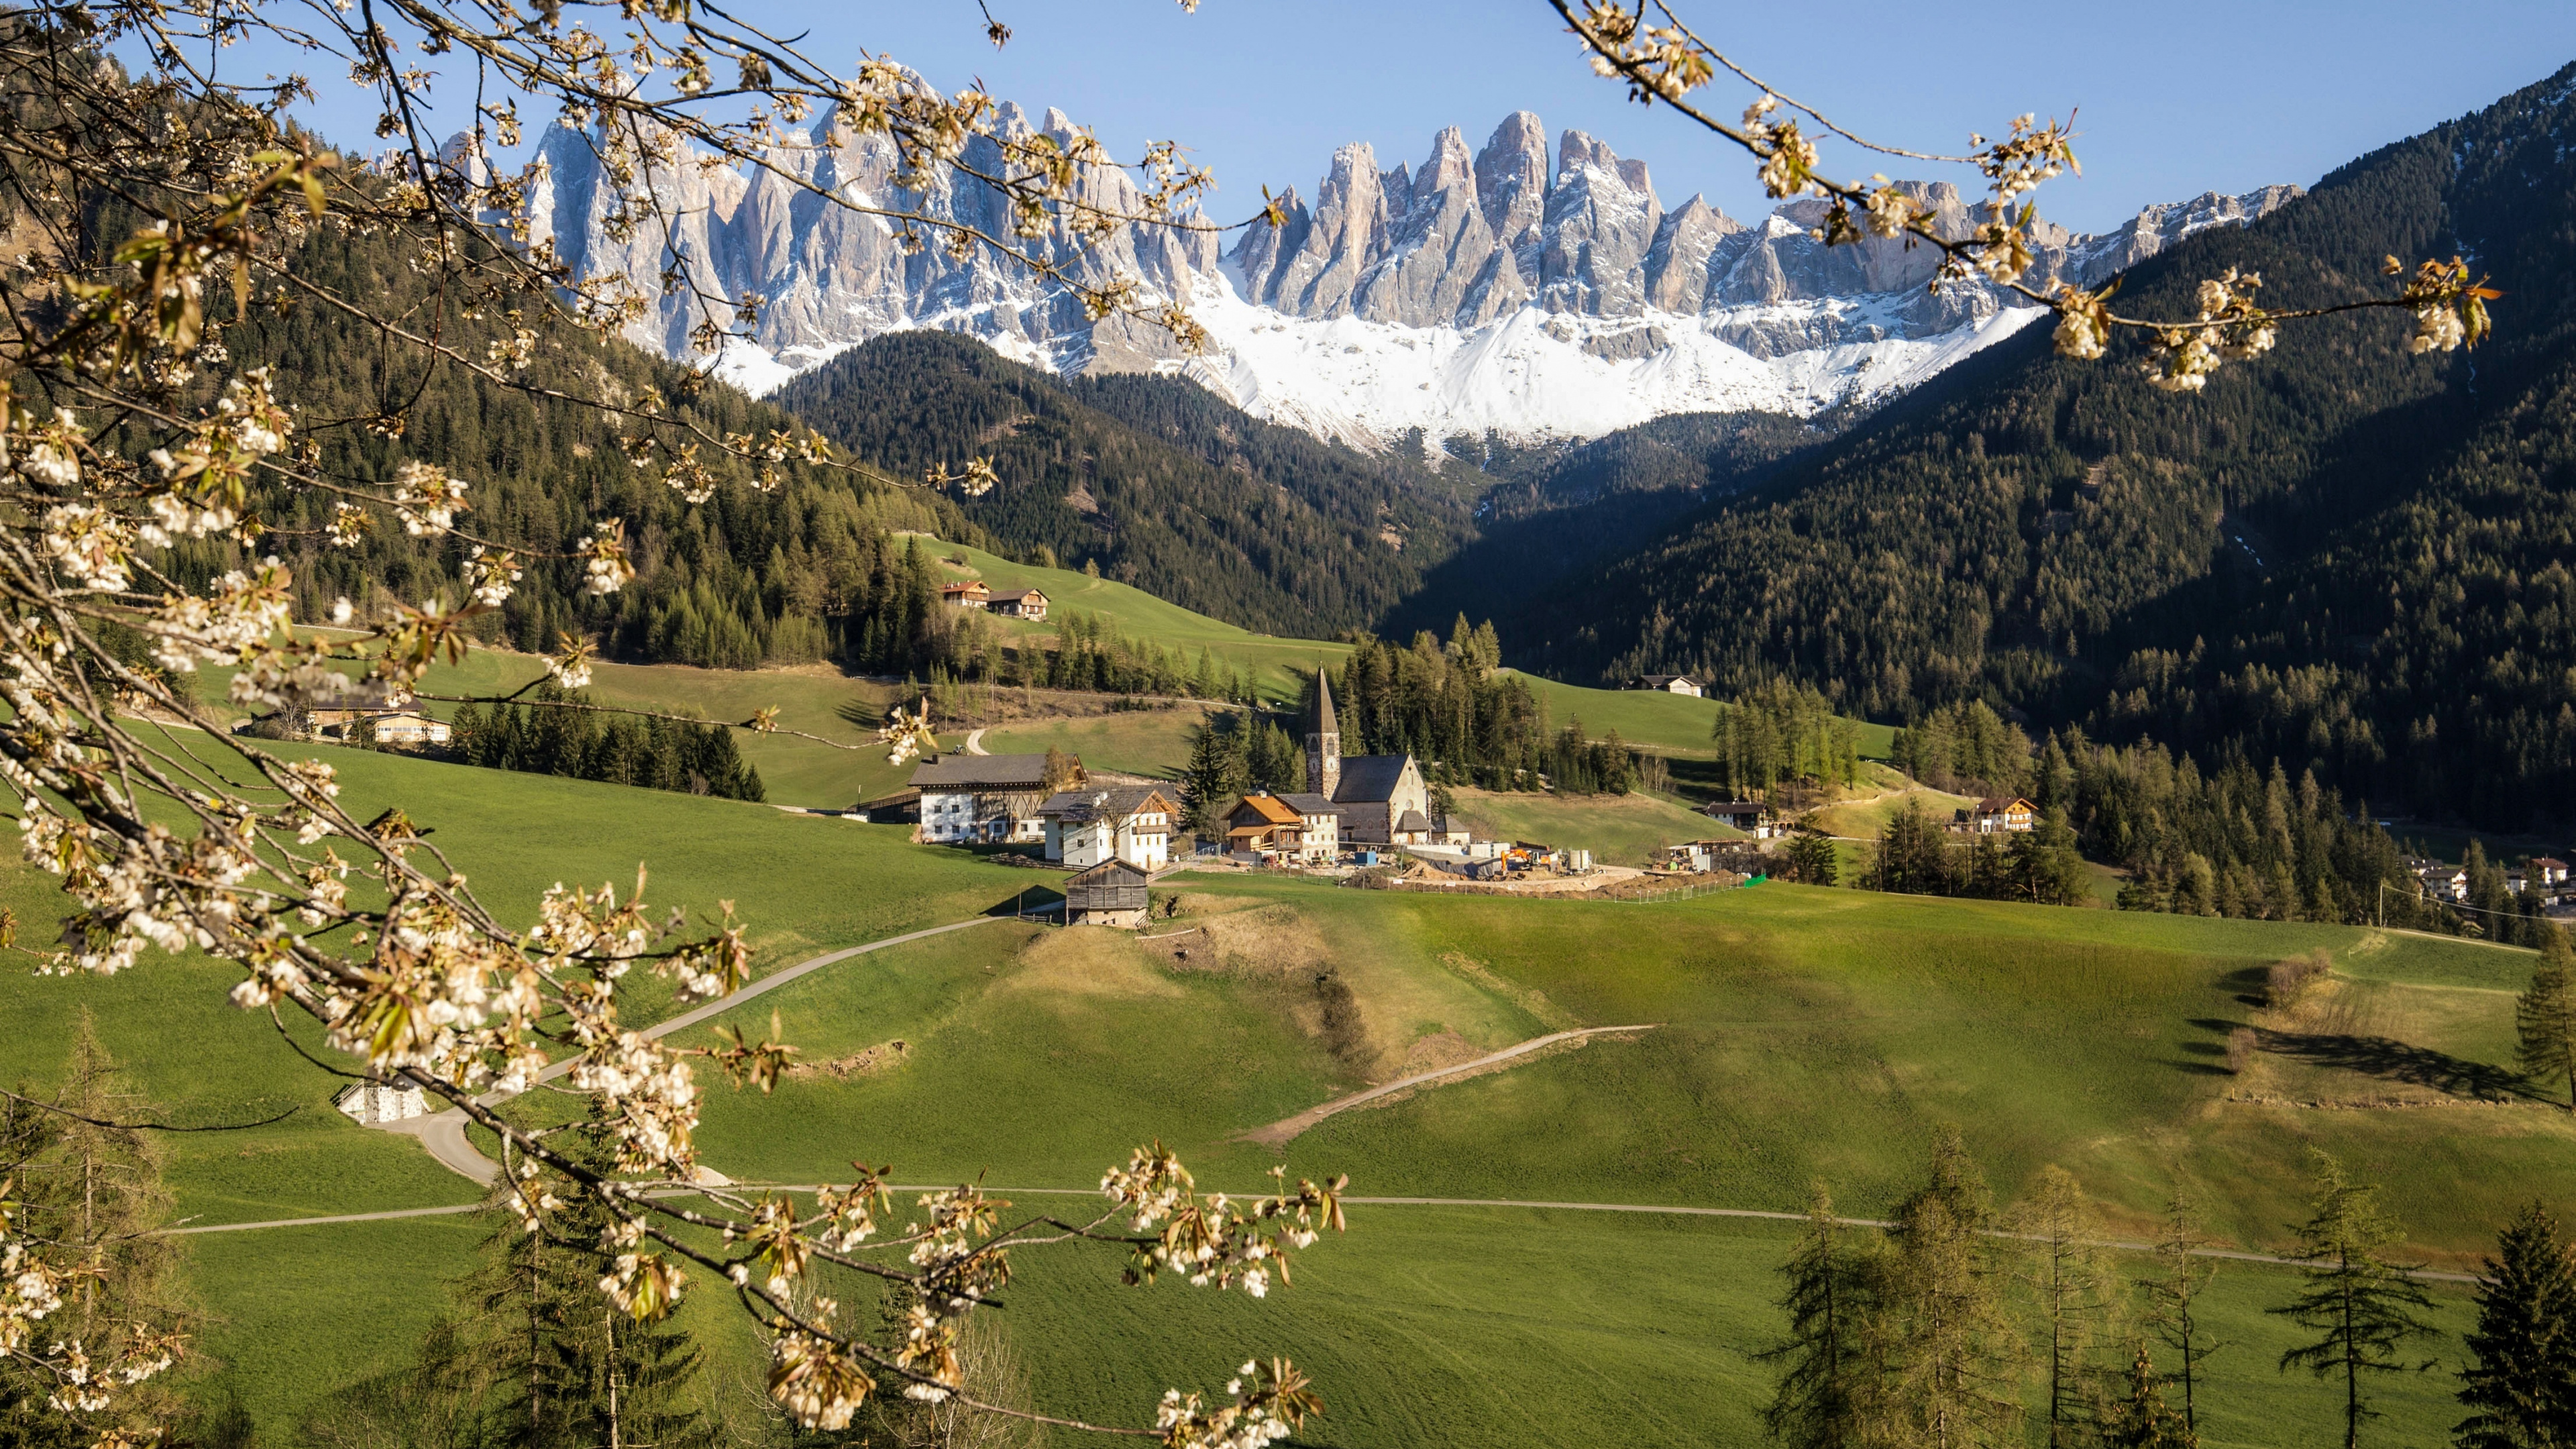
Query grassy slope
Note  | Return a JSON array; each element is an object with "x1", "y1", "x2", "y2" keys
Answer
[
  {"x1": 918, "y1": 537, "x2": 1352, "y2": 704},
  {"x1": 1446, "y1": 787, "x2": 1740, "y2": 865},
  {"x1": 9, "y1": 743, "x2": 2557, "y2": 1445},
  {"x1": 201, "y1": 647, "x2": 936, "y2": 809},
  {"x1": 977, "y1": 704, "x2": 1216, "y2": 780}
]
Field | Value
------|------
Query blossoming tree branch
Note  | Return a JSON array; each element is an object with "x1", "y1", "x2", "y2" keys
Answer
[
  {"x1": 0, "y1": 2, "x2": 1340, "y2": 1446},
  {"x1": 1555, "y1": 0, "x2": 2501, "y2": 388}
]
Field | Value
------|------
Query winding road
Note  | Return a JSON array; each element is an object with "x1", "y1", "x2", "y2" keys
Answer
[{"x1": 366, "y1": 910, "x2": 1049, "y2": 1185}]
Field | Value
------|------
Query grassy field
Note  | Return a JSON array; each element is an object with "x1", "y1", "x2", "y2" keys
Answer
[
  {"x1": 199, "y1": 647, "x2": 934, "y2": 809},
  {"x1": 1806, "y1": 783, "x2": 1982, "y2": 839},
  {"x1": 916, "y1": 536, "x2": 1354, "y2": 705},
  {"x1": 5, "y1": 742, "x2": 2561, "y2": 1446},
  {"x1": 977, "y1": 703, "x2": 1217, "y2": 780},
  {"x1": 1446, "y1": 787, "x2": 1739, "y2": 864}
]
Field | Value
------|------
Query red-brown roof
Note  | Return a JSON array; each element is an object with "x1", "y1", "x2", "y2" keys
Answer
[{"x1": 1229, "y1": 794, "x2": 1302, "y2": 828}]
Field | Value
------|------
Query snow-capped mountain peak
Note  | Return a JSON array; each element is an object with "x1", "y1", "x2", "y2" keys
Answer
[{"x1": 516, "y1": 105, "x2": 2299, "y2": 449}]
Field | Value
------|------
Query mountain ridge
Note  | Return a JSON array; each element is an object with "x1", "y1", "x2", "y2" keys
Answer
[{"x1": 519, "y1": 100, "x2": 2296, "y2": 448}]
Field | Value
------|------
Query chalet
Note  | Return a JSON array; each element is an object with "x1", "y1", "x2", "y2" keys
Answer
[
  {"x1": 2534, "y1": 857, "x2": 2569, "y2": 889},
  {"x1": 1063, "y1": 859, "x2": 1150, "y2": 928},
  {"x1": 1627, "y1": 674, "x2": 1705, "y2": 698},
  {"x1": 1958, "y1": 797, "x2": 2037, "y2": 835},
  {"x1": 1224, "y1": 790, "x2": 1343, "y2": 864},
  {"x1": 2416, "y1": 865, "x2": 2469, "y2": 902},
  {"x1": 1705, "y1": 800, "x2": 1778, "y2": 839},
  {"x1": 941, "y1": 580, "x2": 992, "y2": 608},
  {"x1": 909, "y1": 753, "x2": 1075, "y2": 844},
  {"x1": 987, "y1": 588, "x2": 1049, "y2": 621},
  {"x1": 1305, "y1": 674, "x2": 1437, "y2": 846},
  {"x1": 1040, "y1": 786, "x2": 1176, "y2": 871},
  {"x1": 310, "y1": 707, "x2": 451, "y2": 748}
]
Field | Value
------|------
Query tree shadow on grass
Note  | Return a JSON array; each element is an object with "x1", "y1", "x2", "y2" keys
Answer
[
  {"x1": 836, "y1": 698, "x2": 884, "y2": 731},
  {"x1": 2255, "y1": 1028, "x2": 2534, "y2": 1101}
]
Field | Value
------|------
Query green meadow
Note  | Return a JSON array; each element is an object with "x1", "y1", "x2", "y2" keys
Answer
[{"x1": 3, "y1": 742, "x2": 2559, "y2": 1446}]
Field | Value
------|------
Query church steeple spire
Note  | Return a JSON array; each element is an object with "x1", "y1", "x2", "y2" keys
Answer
[{"x1": 1308, "y1": 669, "x2": 1340, "y2": 799}]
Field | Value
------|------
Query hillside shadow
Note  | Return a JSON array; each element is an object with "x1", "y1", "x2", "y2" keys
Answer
[
  {"x1": 2256, "y1": 1028, "x2": 2533, "y2": 1101},
  {"x1": 836, "y1": 698, "x2": 884, "y2": 731},
  {"x1": 2219, "y1": 967, "x2": 2269, "y2": 1008}
]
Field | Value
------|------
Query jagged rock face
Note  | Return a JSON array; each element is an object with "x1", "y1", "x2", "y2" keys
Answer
[{"x1": 521, "y1": 100, "x2": 2299, "y2": 443}]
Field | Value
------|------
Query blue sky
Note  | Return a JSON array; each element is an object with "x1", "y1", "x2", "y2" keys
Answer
[{"x1": 223, "y1": 1, "x2": 2576, "y2": 233}]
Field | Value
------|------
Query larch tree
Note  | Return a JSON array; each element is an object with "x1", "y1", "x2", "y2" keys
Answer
[
  {"x1": 1758, "y1": 1185, "x2": 1877, "y2": 1449},
  {"x1": 2138, "y1": 1189, "x2": 2222, "y2": 1442},
  {"x1": 1881, "y1": 1128, "x2": 2021, "y2": 1449},
  {"x1": 2011, "y1": 1166, "x2": 2118, "y2": 1448},
  {"x1": 2271, "y1": 1149, "x2": 2438, "y2": 1449}
]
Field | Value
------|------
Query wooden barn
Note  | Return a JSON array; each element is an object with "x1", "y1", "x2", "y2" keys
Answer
[{"x1": 1063, "y1": 859, "x2": 1150, "y2": 928}]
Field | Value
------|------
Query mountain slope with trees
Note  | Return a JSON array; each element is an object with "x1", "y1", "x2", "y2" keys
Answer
[
  {"x1": 1493, "y1": 62, "x2": 2576, "y2": 834},
  {"x1": 772, "y1": 331, "x2": 1478, "y2": 639}
]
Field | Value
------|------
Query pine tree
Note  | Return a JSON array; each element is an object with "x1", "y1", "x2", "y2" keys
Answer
[
  {"x1": 2139, "y1": 1190, "x2": 2221, "y2": 1443},
  {"x1": 1760, "y1": 1186, "x2": 1875, "y2": 1449},
  {"x1": 2097, "y1": 1342, "x2": 2192, "y2": 1449},
  {"x1": 2272, "y1": 1148, "x2": 2438, "y2": 1449},
  {"x1": 1882, "y1": 1128, "x2": 2021, "y2": 1448},
  {"x1": 468, "y1": 1114, "x2": 713, "y2": 1449},
  {"x1": 2014, "y1": 1166, "x2": 2117, "y2": 1447},
  {"x1": 2454, "y1": 1201, "x2": 2576, "y2": 1449},
  {"x1": 2519, "y1": 926, "x2": 2576, "y2": 1114},
  {"x1": 1176, "y1": 723, "x2": 1244, "y2": 835}
]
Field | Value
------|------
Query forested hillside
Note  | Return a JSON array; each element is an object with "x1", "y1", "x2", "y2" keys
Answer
[
  {"x1": 1385, "y1": 410, "x2": 1821, "y2": 645},
  {"x1": 772, "y1": 332, "x2": 1477, "y2": 637},
  {"x1": 107, "y1": 189, "x2": 1002, "y2": 681},
  {"x1": 1501, "y1": 62, "x2": 2576, "y2": 833}
]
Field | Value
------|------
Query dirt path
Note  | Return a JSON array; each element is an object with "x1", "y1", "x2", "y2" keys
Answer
[
  {"x1": 364, "y1": 909, "x2": 1051, "y2": 1185},
  {"x1": 160, "y1": 1187, "x2": 2477, "y2": 1281},
  {"x1": 963, "y1": 728, "x2": 989, "y2": 755},
  {"x1": 1239, "y1": 1025, "x2": 1662, "y2": 1146}
]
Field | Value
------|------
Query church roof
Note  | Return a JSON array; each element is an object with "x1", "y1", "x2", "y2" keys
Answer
[
  {"x1": 1332, "y1": 754, "x2": 1413, "y2": 804},
  {"x1": 1313, "y1": 669, "x2": 1338, "y2": 735}
]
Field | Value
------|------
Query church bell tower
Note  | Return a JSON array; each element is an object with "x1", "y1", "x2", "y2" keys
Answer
[{"x1": 1307, "y1": 669, "x2": 1340, "y2": 800}]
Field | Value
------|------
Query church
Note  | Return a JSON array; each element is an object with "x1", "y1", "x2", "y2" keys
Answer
[{"x1": 1305, "y1": 672, "x2": 1438, "y2": 847}]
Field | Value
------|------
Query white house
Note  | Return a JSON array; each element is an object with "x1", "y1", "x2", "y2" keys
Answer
[
  {"x1": 910, "y1": 754, "x2": 1068, "y2": 844},
  {"x1": 1629, "y1": 674, "x2": 1705, "y2": 698},
  {"x1": 1039, "y1": 786, "x2": 1175, "y2": 871},
  {"x1": 987, "y1": 588, "x2": 1049, "y2": 621},
  {"x1": 335, "y1": 1076, "x2": 429, "y2": 1123}
]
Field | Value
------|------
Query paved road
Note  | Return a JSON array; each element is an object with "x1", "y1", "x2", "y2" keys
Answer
[
  {"x1": 1241, "y1": 1026, "x2": 1662, "y2": 1146},
  {"x1": 366, "y1": 910, "x2": 1048, "y2": 1185}
]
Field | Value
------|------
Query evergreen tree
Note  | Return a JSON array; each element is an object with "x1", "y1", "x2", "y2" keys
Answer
[
  {"x1": 1176, "y1": 722, "x2": 1246, "y2": 835},
  {"x1": 2455, "y1": 1201, "x2": 2576, "y2": 1449},
  {"x1": 467, "y1": 1114, "x2": 713, "y2": 1449},
  {"x1": 1759, "y1": 1186, "x2": 1874, "y2": 1449},
  {"x1": 2139, "y1": 1190, "x2": 2221, "y2": 1444},
  {"x1": 2013, "y1": 1166, "x2": 2118, "y2": 1447},
  {"x1": 2272, "y1": 1149, "x2": 2438, "y2": 1449},
  {"x1": 1869, "y1": 803, "x2": 1953, "y2": 896},
  {"x1": 2097, "y1": 1342, "x2": 2193, "y2": 1449},
  {"x1": 2519, "y1": 926, "x2": 2576, "y2": 1114},
  {"x1": 1881, "y1": 1128, "x2": 2021, "y2": 1448}
]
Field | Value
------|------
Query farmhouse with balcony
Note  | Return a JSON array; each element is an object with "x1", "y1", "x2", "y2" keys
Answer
[
  {"x1": 1040, "y1": 786, "x2": 1177, "y2": 871},
  {"x1": 987, "y1": 588, "x2": 1049, "y2": 621},
  {"x1": 910, "y1": 753, "x2": 1075, "y2": 844},
  {"x1": 1957, "y1": 797, "x2": 2037, "y2": 834},
  {"x1": 1704, "y1": 800, "x2": 1778, "y2": 838},
  {"x1": 1224, "y1": 790, "x2": 1344, "y2": 864},
  {"x1": 941, "y1": 580, "x2": 991, "y2": 608}
]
